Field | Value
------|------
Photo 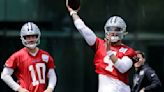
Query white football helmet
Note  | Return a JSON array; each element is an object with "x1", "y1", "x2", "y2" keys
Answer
[
  {"x1": 20, "y1": 22, "x2": 41, "y2": 49},
  {"x1": 104, "y1": 16, "x2": 127, "y2": 42}
]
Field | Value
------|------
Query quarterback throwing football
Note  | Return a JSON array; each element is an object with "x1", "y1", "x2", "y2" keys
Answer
[{"x1": 66, "y1": 4, "x2": 136, "y2": 92}]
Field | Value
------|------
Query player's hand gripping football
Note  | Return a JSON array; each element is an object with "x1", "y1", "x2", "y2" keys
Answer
[{"x1": 66, "y1": 0, "x2": 80, "y2": 13}]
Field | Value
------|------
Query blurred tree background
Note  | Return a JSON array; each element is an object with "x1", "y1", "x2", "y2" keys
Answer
[{"x1": 0, "y1": 0, "x2": 164, "y2": 92}]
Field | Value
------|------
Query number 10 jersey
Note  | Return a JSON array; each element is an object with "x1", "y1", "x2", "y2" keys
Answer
[{"x1": 5, "y1": 47, "x2": 55, "y2": 92}]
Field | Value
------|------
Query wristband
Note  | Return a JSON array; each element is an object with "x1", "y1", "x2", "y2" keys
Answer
[
  {"x1": 70, "y1": 10, "x2": 77, "y2": 16},
  {"x1": 107, "y1": 50, "x2": 114, "y2": 57}
]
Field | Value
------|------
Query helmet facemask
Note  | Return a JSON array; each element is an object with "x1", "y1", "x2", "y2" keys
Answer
[
  {"x1": 21, "y1": 34, "x2": 40, "y2": 49},
  {"x1": 105, "y1": 26, "x2": 126, "y2": 42}
]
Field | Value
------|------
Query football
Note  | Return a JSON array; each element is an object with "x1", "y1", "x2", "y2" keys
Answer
[{"x1": 66, "y1": 0, "x2": 80, "y2": 10}]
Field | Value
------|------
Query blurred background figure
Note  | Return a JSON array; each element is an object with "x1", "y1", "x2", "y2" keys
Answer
[{"x1": 132, "y1": 50, "x2": 161, "y2": 92}]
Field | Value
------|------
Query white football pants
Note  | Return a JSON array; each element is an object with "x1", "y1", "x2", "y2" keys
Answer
[{"x1": 98, "y1": 74, "x2": 130, "y2": 92}]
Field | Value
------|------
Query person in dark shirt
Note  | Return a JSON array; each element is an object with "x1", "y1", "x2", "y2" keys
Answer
[{"x1": 131, "y1": 50, "x2": 161, "y2": 92}]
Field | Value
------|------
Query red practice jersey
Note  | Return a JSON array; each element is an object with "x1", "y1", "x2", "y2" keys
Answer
[
  {"x1": 5, "y1": 47, "x2": 55, "y2": 92},
  {"x1": 93, "y1": 37, "x2": 136, "y2": 84}
]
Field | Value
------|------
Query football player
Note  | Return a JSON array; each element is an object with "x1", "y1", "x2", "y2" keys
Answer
[
  {"x1": 1, "y1": 22, "x2": 57, "y2": 92},
  {"x1": 66, "y1": 5, "x2": 136, "y2": 92}
]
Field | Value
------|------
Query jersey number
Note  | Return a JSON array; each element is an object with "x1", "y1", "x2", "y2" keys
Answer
[
  {"x1": 104, "y1": 48, "x2": 128, "y2": 72},
  {"x1": 29, "y1": 63, "x2": 46, "y2": 86},
  {"x1": 104, "y1": 55, "x2": 114, "y2": 72}
]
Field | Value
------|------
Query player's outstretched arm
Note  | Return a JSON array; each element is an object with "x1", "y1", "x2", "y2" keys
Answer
[{"x1": 66, "y1": 3, "x2": 96, "y2": 46}]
